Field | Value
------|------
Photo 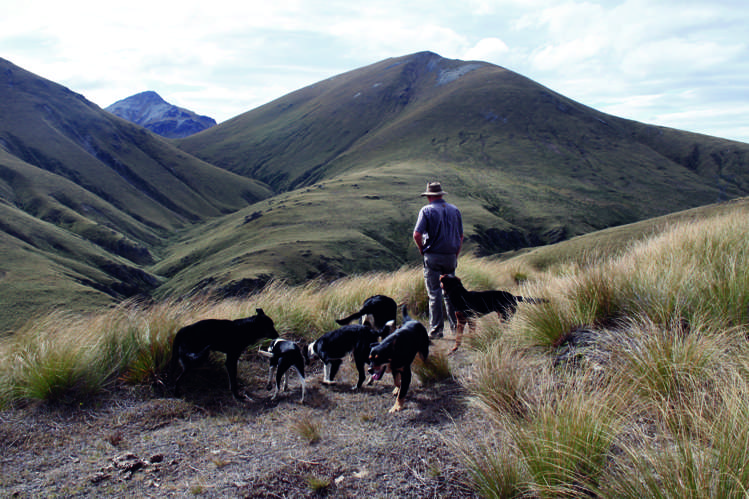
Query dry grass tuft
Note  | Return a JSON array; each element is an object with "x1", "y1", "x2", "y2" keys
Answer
[
  {"x1": 291, "y1": 413, "x2": 322, "y2": 445},
  {"x1": 414, "y1": 351, "x2": 452, "y2": 385}
]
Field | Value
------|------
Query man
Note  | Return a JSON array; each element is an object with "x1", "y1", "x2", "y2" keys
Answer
[{"x1": 413, "y1": 181, "x2": 463, "y2": 339}]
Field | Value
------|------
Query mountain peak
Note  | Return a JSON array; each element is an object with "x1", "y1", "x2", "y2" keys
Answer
[
  {"x1": 130, "y1": 90, "x2": 168, "y2": 105},
  {"x1": 106, "y1": 91, "x2": 216, "y2": 138}
]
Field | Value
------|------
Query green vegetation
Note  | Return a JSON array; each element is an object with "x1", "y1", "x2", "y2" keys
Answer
[
  {"x1": 1, "y1": 199, "x2": 749, "y2": 496},
  {"x1": 413, "y1": 351, "x2": 452, "y2": 385}
]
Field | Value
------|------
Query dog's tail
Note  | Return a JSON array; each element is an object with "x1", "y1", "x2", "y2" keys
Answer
[
  {"x1": 400, "y1": 304, "x2": 412, "y2": 323},
  {"x1": 335, "y1": 310, "x2": 364, "y2": 326},
  {"x1": 299, "y1": 341, "x2": 311, "y2": 365},
  {"x1": 517, "y1": 297, "x2": 549, "y2": 304},
  {"x1": 169, "y1": 335, "x2": 182, "y2": 373}
]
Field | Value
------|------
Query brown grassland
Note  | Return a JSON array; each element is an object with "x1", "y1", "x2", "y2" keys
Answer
[{"x1": 3, "y1": 202, "x2": 749, "y2": 497}]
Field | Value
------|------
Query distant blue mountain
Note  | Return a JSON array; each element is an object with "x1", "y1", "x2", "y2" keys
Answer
[{"x1": 106, "y1": 91, "x2": 216, "y2": 138}]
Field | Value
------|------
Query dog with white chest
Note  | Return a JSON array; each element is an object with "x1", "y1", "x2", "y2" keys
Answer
[
  {"x1": 368, "y1": 305, "x2": 430, "y2": 413},
  {"x1": 259, "y1": 338, "x2": 307, "y2": 403},
  {"x1": 308, "y1": 324, "x2": 380, "y2": 390}
]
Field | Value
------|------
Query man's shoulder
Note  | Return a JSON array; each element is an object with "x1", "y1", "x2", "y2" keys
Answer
[{"x1": 445, "y1": 201, "x2": 461, "y2": 212}]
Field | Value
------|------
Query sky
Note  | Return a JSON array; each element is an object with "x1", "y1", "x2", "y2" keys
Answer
[{"x1": 1, "y1": 0, "x2": 748, "y2": 143}]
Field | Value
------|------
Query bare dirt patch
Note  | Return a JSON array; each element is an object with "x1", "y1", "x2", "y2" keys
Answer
[{"x1": 0, "y1": 338, "x2": 485, "y2": 498}]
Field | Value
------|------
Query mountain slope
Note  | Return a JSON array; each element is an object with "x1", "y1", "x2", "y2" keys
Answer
[
  {"x1": 163, "y1": 51, "x2": 749, "y2": 296},
  {"x1": 0, "y1": 58, "x2": 272, "y2": 231},
  {"x1": 106, "y1": 91, "x2": 216, "y2": 138},
  {"x1": 178, "y1": 51, "x2": 748, "y2": 205},
  {"x1": 0, "y1": 58, "x2": 274, "y2": 326}
]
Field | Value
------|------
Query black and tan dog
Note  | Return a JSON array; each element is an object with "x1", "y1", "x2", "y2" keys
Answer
[
  {"x1": 440, "y1": 274, "x2": 546, "y2": 352},
  {"x1": 336, "y1": 294, "x2": 398, "y2": 331},
  {"x1": 308, "y1": 324, "x2": 380, "y2": 390},
  {"x1": 369, "y1": 306, "x2": 430, "y2": 413},
  {"x1": 170, "y1": 308, "x2": 279, "y2": 399}
]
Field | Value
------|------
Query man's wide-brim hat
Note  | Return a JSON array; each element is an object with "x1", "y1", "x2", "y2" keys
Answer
[{"x1": 420, "y1": 181, "x2": 447, "y2": 196}]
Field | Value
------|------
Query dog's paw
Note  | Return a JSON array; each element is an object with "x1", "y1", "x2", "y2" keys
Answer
[{"x1": 388, "y1": 400, "x2": 404, "y2": 413}]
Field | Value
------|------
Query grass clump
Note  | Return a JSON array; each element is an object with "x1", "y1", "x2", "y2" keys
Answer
[
  {"x1": 291, "y1": 414, "x2": 322, "y2": 445},
  {"x1": 413, "y1": 351, "x2": 452, "y2": 385},
  {"x1": 306, "y1": 475, "x2": 331, "y2": 493},
  {"x1": 1, "y1": 311, "x2": 120, "y2": 405}
]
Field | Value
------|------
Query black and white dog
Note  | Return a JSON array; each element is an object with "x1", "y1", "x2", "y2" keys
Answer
[
  {"x1": 369, "y1": 306, "x2": 430, "y2": 413},
  {"x1": 336, "y1": 294, "x2": 398, "y2": 331},
  {"x1": 308, "y1": 324, "x2": 380, "y2": 390},
  {"x1": 170, "y1": 308, "x2": 279, "y2": 399},
  {"x1": 258, "y1": 338, "x2": 307, "y2": 403}
]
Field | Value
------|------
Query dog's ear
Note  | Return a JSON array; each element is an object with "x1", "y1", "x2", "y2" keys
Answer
[{"x1": 256, "y1": 308, "x2": 265, "y2": 316}]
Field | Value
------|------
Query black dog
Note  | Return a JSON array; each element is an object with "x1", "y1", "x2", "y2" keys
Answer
[
  {"x1": 259, "y1": 338, "x2": 307, "y2": 403},
  {"x1": 308, "y1": 324, "x2": 380, "y2": 390},
  {"x1": 336, "y1": 294, "x2": 398, "y2": 331},
  {"x1": 440, "y1": 275, "x2": 546, "y2": 352},
  {"x1": 170, "y1": 308, "x2": 279, "y2": 399},
  {"x1": 369, "y1": 306, "x2": 430, "y2": 413}
]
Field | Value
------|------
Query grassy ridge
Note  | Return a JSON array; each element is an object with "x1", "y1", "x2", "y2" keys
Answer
[
  {"x1": 2, "y1": 198, "x2": 748, "y2": 496},
  {"x1": 461, "y1": 202, "x2": 749, "y2": 497}
]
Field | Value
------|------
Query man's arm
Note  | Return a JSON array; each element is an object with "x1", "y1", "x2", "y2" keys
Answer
[{"x1": 413, "y1": 231, "x2": 424, "y2": 255}]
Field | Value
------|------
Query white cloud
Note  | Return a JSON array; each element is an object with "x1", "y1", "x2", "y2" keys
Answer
[
  {"x1": 0, "y1": 0, "x2": 747, "y2": 142},
  {"x1": 464, "y1": 38, "x2": 510, "y2": 64}
]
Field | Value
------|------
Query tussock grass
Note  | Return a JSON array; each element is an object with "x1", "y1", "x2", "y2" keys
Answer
[
  {"x1": 454, "y1": 435, "x2": 524, "y2": 499},
  {"x1": 306, "y1": 475, "x2": 331, "y2": 493},
  {"x1": 603, "y1": 374, "x2": 749, "y2": 498},
  {"x1": 462, "y1": 207, "x2": 749, "y2": 496},
  {"x1": 413, "y1": 351, "x2": 452, "y2": 385},
  {"x1": 1, "y1": 311, "x2": 121, "y2": 404},
  {"x1": 469, "y1": 341, "x2": 534, "y2": 422},
  {"x1": 291, "y1": 414, "x2": 322, "y2": 445},
  {"x1": 512, "y1": 375, "x2": 626, "y2": 497}
]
